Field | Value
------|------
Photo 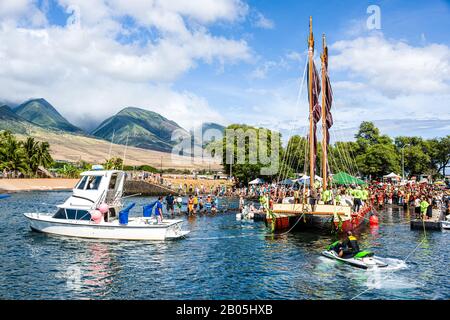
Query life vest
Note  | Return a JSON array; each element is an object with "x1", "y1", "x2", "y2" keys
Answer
[{"x1": 347, "y1": 235, "x2": 360, "y2": 252}]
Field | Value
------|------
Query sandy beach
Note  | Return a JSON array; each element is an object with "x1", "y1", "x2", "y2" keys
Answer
[{"x1": 0, "y1": 179, "x2": 78, "y2": 193}]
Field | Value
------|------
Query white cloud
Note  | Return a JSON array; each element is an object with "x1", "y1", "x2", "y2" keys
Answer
[
  {"x1": 0, "y1": 0, "x2": 252, "y2": 130},
  {"x1": 219, "y1": 33, "x2": 450, "y2": 140},
  {"x1": 0, "y1": 0, "x2": 47, "y2": 26},
  {"x1": 331, "y1": 34, "x2": 450, "y2": 97},
  {"x1": 252, "y1": 12, "x2": 274, "y2": 29}
]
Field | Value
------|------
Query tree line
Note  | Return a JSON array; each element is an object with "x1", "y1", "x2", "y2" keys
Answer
[{"x1": 216, "y1": 122, "x2": 449, "y2": 183}]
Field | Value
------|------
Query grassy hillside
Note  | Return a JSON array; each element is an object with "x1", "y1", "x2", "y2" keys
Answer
[
  {"x1": 92, "y1": 107, "x2": 190, "y2": 152},
  {"x1": 14, "y1": 98, "x2": 83, "y2": 133}
]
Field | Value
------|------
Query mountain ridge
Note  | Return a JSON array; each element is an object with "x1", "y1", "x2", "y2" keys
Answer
[
  {"x1": 1, "y1": 99, "x2": 226, "y2": 153},
  {"x1": 14, "y1": 98, "x2": 83, "y2": 133}
]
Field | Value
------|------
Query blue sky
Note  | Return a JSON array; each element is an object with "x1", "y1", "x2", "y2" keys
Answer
[{"x1": 0, "y1": 0, "x2": 449, "y2": 141}]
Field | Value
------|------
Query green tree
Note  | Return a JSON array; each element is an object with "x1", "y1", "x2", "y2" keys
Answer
[
  {"x1": 103, "y1": 157, "x2": 124, "y2": 170},
  {"x1": 57, "y1": 163, "x2": 81, "y2": 178},
  {"x1": 22, "y1": 137, "x2": 53, "y2": 175},
  {"x1": 283, "y1": 135, "x2": 307, "y2": 174},
  {"x1": 220, "y1": 124, "x2": 282, "y2": 184},
  {"x1": 427, "y1": 136, "x2": 450, "y2": 177},
  {"x1": 356, "y1": 143, "x2": 400, "y2": 178},
  {"x1": 0, "y1": 131, "x2": 29, "y2": 174}
]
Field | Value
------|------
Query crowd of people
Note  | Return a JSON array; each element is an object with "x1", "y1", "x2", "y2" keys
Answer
[
  {"x1": 233, "y1": 179, "x2": 449, "y2": 220},
  {"x1": 141, "y1": 174, "x2": 450, "y2": 221},
  {"x1": 367, "y1": 181, "x2": 448, "y2": 219}
]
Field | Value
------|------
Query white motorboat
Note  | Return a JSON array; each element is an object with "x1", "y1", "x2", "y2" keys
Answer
[{"x1": 24, "y1": 167, "x2": 189, "y2": 240}]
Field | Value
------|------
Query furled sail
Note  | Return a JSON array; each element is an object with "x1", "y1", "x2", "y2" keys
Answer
[
  {"x1": 322, "y1": 43, "x2": 333, "y2": 147},
  {"x1": 307, "y1": 60, "x2": 322, "y2": 175},
  {"x1": 321, "y1": 35, "x2": 333, "y2": 188}
]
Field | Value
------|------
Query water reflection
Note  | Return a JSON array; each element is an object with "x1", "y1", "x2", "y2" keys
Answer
[{"x1": 1, "y1": 192, "x2": 449, "y2": 299}]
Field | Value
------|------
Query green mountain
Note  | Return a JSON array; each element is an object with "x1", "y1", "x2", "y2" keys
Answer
[
  {"x1": 91, "y1": 107, "x2": 190, "y2": 152},
  {"x1": 201, "y1": 122, "x2": 225, "y2": 135},
  {"x1": 200, "y1": 122, "x2": 225, "y2": 146},
  {"x1": 14, "y1": 98, "x2": 83, "y2": 133},
  {"x1": 0, "y1": 104, "x2": 41, "y2": 134}
]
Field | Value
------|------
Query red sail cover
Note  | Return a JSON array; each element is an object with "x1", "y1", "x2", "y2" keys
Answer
[
  {"x1": 307, "y1": 61, "x2": 322, "y2": 174},
  {"x1": 323, "y1": 72, "x2": 333, "y2": 145}
]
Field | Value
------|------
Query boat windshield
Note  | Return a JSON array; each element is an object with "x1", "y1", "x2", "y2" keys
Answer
[
  {"x1": 75, "y1": 175, "x2": 102, "y2": 190},
  {"x1": 75, "y1": 176, "x2": 88, "y2": 190},
  {"x1": 86, "y1": 176, "x2": 102, "y2": 190},
  {"x1": 53, "y1": 208, "x2": 91, "y2": 220}
]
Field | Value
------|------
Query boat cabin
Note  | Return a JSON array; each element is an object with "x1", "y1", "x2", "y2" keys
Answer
[{"x1": 54, "y1": 167, "x2": 126, "y2": 222}]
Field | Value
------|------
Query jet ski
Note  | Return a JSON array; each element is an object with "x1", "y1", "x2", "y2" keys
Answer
[{"x1": 322, "y1": 241, "x2": 388, "y2": 269}]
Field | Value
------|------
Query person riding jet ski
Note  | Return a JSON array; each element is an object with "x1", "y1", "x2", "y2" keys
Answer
[{"x1": 332, "y1": 231, "x2": 360, "y2": 258}]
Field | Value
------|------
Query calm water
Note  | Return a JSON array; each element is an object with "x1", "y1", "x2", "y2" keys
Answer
[{"x1": 0, "y1": 191, "x2": 448, "y2": 300}]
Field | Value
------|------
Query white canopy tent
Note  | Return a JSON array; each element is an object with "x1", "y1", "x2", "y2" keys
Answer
[
  {"x1": 298, "y1": 175, "x2": 322, "y2": 185},
  {"x1": 298, "y1": 175, "x2": 323, "y2": 182},
  {"x1": 249, "y1": 178, "x2": 264, "y2": 185},
  {"x1": 383, "y1": 172, "x2": 401, "y2": 179}
]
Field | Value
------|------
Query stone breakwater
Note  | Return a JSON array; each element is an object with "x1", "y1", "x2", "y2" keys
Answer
[{"x1": 123, "y1": 180, "x2": 175, "y2": 196}]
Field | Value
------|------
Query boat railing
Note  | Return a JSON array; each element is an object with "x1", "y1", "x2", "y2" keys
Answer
[{"x1": 92, "y1": 190, "x2": 106, "y2": 210}]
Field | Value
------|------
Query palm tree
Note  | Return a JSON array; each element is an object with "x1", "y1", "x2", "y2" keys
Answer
[
  {"x1": 35, "y1": 141, "x2": 53, "y2": 170},
  {"x1": 19, "y1": 137, "x2": 53, "y2": 175},
  {"x1": 0, "y1": 134, "x2": 29, "y2": 175},
  {"x1": 22, "y1": 137, "x2": 39, "y2": 174}
]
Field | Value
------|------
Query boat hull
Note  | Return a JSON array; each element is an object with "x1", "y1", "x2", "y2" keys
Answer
[
  {"x1": 334, "y1": 206, "x2": 372, "y2": 233},
  {"x1": 24, "y1": 213, "x2": 189, "y2": 241},
  {"x1": 268, "y1": 204, "x2": 372, "y2": 233}
]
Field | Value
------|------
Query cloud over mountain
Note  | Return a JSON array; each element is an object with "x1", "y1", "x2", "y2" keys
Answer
[{"x1": 0, "y1": 0, "x2": 251, "y2": 130}]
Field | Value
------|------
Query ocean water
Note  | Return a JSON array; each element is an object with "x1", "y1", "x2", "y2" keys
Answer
[{"x1": 0, "y1": 191, "x2": 448, "y2": 300}]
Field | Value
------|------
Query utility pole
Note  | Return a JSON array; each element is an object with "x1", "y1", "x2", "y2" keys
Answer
[
  {"x1": 402, "y1": 144, "x2": 410, "y2": 180},
  {"x1": 230, "y1": 158, "x2": 232, "y2": 178}
]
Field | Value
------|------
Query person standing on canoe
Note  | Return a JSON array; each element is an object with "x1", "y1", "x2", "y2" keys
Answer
[
  {"x1": 353, "y1": 186, "x2": 363, "y2": 212},
  {"x1": 322, "y1": 187, "x2": 333, "y2": 205}
]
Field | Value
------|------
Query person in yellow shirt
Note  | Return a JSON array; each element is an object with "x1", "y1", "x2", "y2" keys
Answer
[
  {"x1": 193, "y1": 195, "x2": 199, "y2": 214},
  {"x1": 322, "y1": 187, "x2": 333, "y2": 205},
  {"x1": 353, "y1": 186, "x2": 363, "y2": 212}
]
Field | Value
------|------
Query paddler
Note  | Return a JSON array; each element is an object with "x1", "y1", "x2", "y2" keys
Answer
[{"x1": 322, "y1": 186, "x2": 333, "y2": 205}]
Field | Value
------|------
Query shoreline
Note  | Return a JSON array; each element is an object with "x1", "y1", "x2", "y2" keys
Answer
[{"x1": 0, "y1": 179, "x2": 78, "y2": 193}]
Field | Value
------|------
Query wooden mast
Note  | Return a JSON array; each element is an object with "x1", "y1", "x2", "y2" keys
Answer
[
  {"x1": 321, "y1": 34, "x2": 328, "y2": 191},
  {"x1": 308, "y1": 16, "x2": 315, "y2": 191}
]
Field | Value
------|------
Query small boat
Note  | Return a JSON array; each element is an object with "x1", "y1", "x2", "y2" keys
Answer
[
  {"x1": 442, "y1": 220, "x2": 450, "y2": 230},
  {"x1": 236, "y1": 205, "x2": 255, "y2": 220},
  {"x1": 321, "y1": 241, "x2": 388, "y2": 269},
  {"x1": 24, "y1": 167, "x2": 189, "y2": 240},
  {"x1": 0, "y1": 194, "x2": 11, "y2": 200}
]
